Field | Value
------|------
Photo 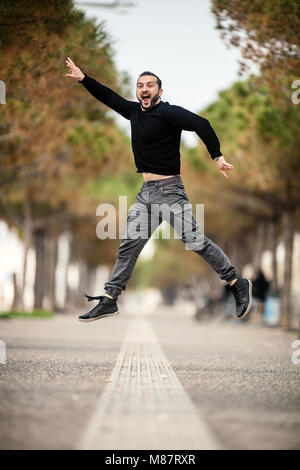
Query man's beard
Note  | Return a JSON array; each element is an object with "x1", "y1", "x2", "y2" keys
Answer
[{"x1": 138, "y1": 91, "x2": 160, "y2": 111}]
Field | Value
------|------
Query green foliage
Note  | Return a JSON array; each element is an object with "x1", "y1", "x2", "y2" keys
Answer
[
  {"x1": 0, "y1": 0, "x2": 76, "y2": 46},
  {"x1": 0, "y1": 310, "x2": 54, "y2": 319},
  {"x1": 186, "y1": 147, "x2": 209, "y2": 172},
  {"x1": 68, "y1": 124, "x2": 114, "y2": 159},
  {"x1": 212, "y1": 0, "x2": 300, "y2": 52},
  {"x1": 85, "y1": 172, "x2": 141, "y2": 205},
  {"x1": 255, "y1": 100, "x2": 297, "y2": 149},
  {"x1": 201, "y1": 75, "x2": 299, "y2": 161}
]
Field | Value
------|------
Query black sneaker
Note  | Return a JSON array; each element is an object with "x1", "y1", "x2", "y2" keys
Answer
[
  {"x1": 78, "y1": 293, "x2": 119, "y2": 322},
  {"x1": 225, "y1": 277, "x2": 252, "y2": 319}
]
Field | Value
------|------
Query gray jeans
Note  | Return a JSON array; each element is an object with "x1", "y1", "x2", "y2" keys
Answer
[{"x1": 104, "y1": 175, "x2": 237, "y2": 299}]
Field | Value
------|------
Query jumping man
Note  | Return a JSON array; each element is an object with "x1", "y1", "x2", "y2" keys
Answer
[{"x1": 65, "y1": 57, "x2": 252, "y2": 322}]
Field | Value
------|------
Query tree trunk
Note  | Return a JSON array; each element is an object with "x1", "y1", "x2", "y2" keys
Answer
[
  {"x1": 33, "y1": 228, "x2": 46, "y2": 310},
  {"x1": 253, "y1": 219, "x2": 265, "y2": 272},
  {"x1": 21, "y1": 189, "x2": 33, "y2": 310},
  {"x1": 43, "y1": 227, "x2": 58, "y2": 312},
  {"x1": 235, "y1": 229, "x2": 247, "y2": 274},
  {"x1": 65, "y1": 239, "x2": 81, "y2": 309},
  {"x1": 87, "y1": 265, "x2": 97, "y2": 296},
  {"x1": 268, "y1": 213, "x2": 279, "y2": 293},
  {"x1": 280, "y1": 206, "x2": 295, "y2": 328},
  {"x1": 78, "y1": 260, "x2": 89, "y2": 306},
  {"x1": 11, "y1": 272, "x2": 21, "y2": 311},
  {"x1": 60, "y1": 233, "x2": 71, "y2": 312}
]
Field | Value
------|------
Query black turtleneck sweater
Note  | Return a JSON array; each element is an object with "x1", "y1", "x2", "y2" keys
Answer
[{"x1": 79, "y1": 73, "x2": 222, "y2": 175}]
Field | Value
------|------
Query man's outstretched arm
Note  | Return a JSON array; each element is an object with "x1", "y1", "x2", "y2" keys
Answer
[
  {"x1": 164, "y1": 104, "x2": 235, "y2": 178},
  {"x1": 65, "y1": 57, "x2": 136, "y2": 120}
]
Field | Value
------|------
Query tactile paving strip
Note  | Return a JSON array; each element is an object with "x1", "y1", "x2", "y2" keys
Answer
[{"x1": 78, "y1": 316, "x2": 220, "y2": 450}]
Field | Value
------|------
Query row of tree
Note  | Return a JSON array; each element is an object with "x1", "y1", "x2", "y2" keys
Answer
[
  {"x1": 208, "y1": 0, "x2": 300, "y2": 326},
  {"x1": 0, "y1": 1, "x2": 134, "y2": 310}
]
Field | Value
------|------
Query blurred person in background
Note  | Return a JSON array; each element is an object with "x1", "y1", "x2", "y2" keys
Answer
[{"x1": 251, "y1": 268, "x2": 270, "y2": 322}]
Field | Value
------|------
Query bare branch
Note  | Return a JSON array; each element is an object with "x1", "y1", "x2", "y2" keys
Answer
[{"x1": 75, "y1": 1, "x2": 135, "y2": 9}]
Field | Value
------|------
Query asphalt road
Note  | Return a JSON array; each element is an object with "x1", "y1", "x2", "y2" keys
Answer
[
  {"x1": 151, "y1": 310, "x2": 300, "y2": 450},
  {"x1": 0, "y1": 307, "x2": 299, "y2": 450}
]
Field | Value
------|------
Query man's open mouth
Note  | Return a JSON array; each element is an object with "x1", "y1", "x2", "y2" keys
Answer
[{"x1": 142, "y1": 96, "x2": 150, "y2": 100}]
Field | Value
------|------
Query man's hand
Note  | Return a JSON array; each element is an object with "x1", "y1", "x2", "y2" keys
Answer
[
  {"x1": 65, "y1": 57, "x2": 85, "y2": 81},
  {"x1": 214, "y1": 155, "x2": 235, "y2": 179}
]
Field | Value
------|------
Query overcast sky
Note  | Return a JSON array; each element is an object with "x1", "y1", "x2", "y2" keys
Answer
[{"x1": 75, "y1": 0, "x2": 258, "y2": 146}]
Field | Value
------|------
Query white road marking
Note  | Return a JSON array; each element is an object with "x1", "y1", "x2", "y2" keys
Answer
[{"x1": 77, "y1": 316, "x2": 221, "y2": 450}]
